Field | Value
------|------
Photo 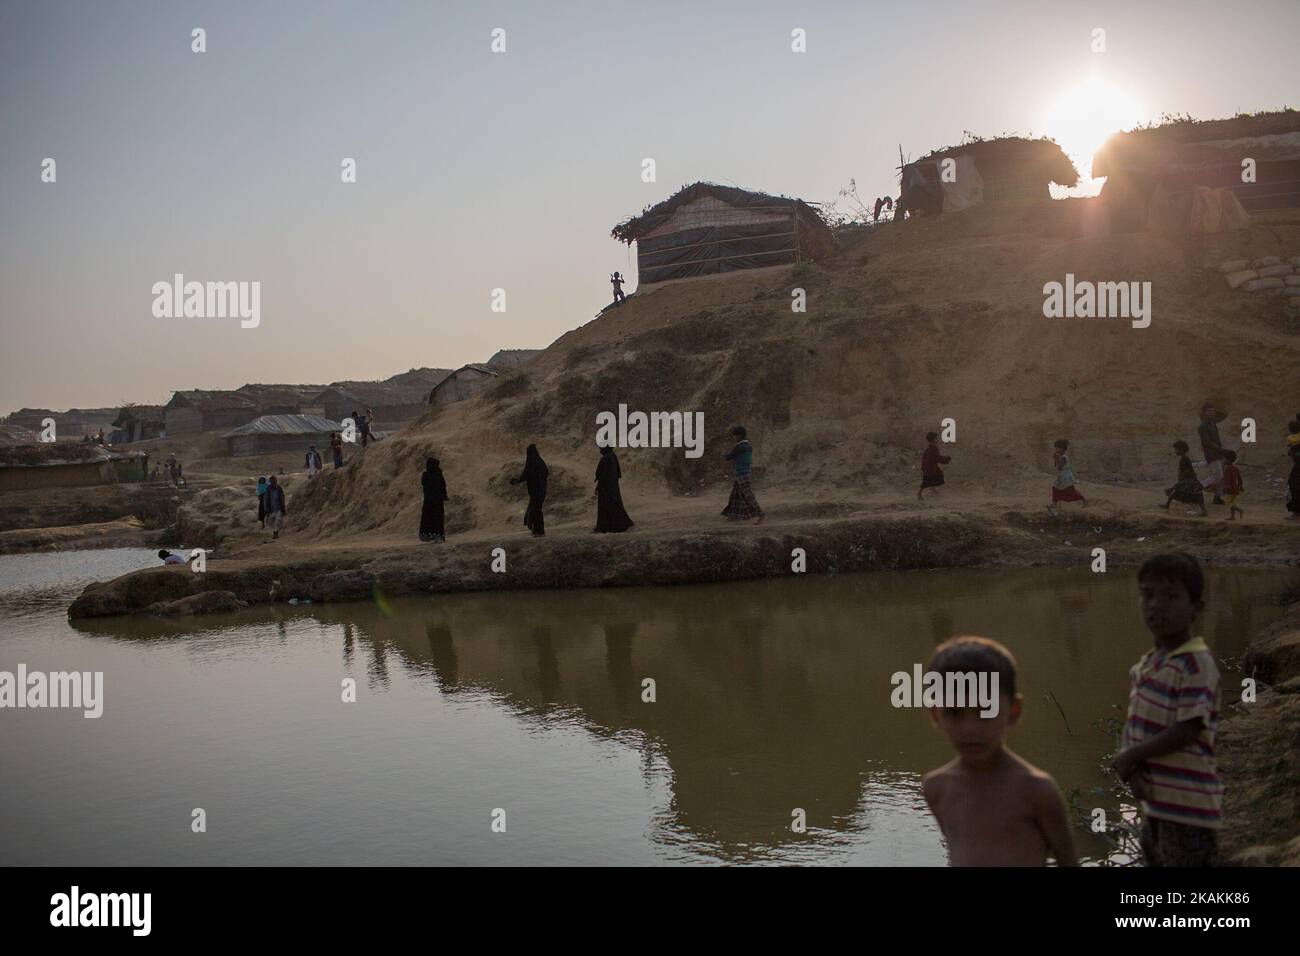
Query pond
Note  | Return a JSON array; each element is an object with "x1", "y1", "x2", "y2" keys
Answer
[{"x1": 0, "y1": 548, "x2": 1291, "y2": 865}]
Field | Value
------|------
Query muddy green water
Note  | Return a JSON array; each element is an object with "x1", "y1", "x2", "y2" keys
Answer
[{"x1": 0, "y1": 548, "x2": 1293, "y2": 866}]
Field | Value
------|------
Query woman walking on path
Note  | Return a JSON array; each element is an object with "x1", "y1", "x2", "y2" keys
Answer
[
  {"x1": 1286, "y1": 421, "x2": 1300, "y2": 520},
  {"x1": 721, "y1": 425, "x2": 763, "y2": 523},
  {"x1": 510, "y1": 444, "x2": 549, "y2": 536},
  {"x1": 264, "y1": 476, "x2": 287, "y2": 539},
  {"x1": 593, "y1": 445, "x2": 634, "y2": 533},
  {"x1": 419, "y1": 457, "x2": 448, "y2": 542},
  {"x1": 255, "y1": 476, "x2": 268, "y2": 528}
]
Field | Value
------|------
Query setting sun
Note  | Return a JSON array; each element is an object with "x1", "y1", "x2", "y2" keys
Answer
[{"x1": 1046, "y1": 75, "x2": 1145, "y2": 195}]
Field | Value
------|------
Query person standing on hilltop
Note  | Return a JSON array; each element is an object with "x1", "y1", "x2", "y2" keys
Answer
[
  {"x1": 420, "y1": 457, "x2": 449, "y2": 542},
  {"x1": 611, "y1": 271, "x2": 627, "y2": 305},
  {"x1": 918, "y1": 431, "x2": 951, "y2": 501},
  {"x1": 1197, "y1": 403, "x2": 1228, "y2": 506},
  {"x1": 593, "y1": 444, "x2": 634, "y2": 533},
  {"x1": 510, "y1": 444, "x2": 549, "y2": 536},
  {"x1": 722, "y1": 425, "x2": 764, "y2": 523}
]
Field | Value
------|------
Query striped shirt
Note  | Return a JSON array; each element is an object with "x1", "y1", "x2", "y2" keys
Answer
[{"x1": 1122, "y1": 636, "x2": 1222, "y2": 829}]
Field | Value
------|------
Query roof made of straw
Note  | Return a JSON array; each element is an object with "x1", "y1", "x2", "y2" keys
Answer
[
  {"x1": 611, "y1": 181, "x2": 829, "y2": 244},
  {"x1": 912, "y1": 136, "x2": 1080, "y2": 187},
  {"x1": 167, "y1": 389, "x2": 258, "y2": 411},
  {"x1": 1093, "y1": 109, "x2": 1300, "y2": 177}
]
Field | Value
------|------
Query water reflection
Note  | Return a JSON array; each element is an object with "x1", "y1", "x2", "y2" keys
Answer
[{"x1": 65, "y1": 566, "x2": 1295, "y2": 864}]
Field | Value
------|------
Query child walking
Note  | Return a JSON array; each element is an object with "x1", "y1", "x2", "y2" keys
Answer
[
  {"x1": 1049, "y1": 439, "x2": 1086, "y2": 512},
  {"x1": 921, "y1": 636, "x2": 1078, "y2": 867},
  {"x1": 1112, "y1": 553, "x2": 1222, "y2": 867},
  {"x1": 1221, "y1": 449, "x2": 1244, "y2": 521},
  {"x1": 1161, "y1": 440, "x2": 1207, "y2": 516},
  {"x1": 918, "y1": 431, "x2": 951, "y2": 501}
]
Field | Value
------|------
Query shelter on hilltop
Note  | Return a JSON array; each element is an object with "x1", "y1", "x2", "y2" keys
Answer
[
  {"x1": 428, "y1": 364, "x2": 499, "y2": 407},
  {"x1": 314, "y1": 381, "x2": 430, "y2": 423},
  {"x1": 899, "y1": 136, "x2": 1080, "y2": 217},
  {"x1": 1093, "y1": 110, "x2": 1300, "y2": 212},
  {"x1": 235, "y1": 383, "x2": 326, "y2": 416},
  {"x1": 487, "y1": 349, "x2": 541, "y2": 369},
  {"x1": 223, "y1": 414, "x2": 342, "y2": 457},
  {"x1": 611, "y1": 182, "x2": 835, "y2": 288}
]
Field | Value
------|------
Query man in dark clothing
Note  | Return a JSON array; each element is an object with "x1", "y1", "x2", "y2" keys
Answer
[
  {"x1": 510, "y1": 444, "x2": 548, "y2": 536},
  {"x1": 265, "y1": 476, "x2": 287, "y2": 539},
  {"x1": 1197, "y1": 403, "x2": 1227, "y2": 505}
]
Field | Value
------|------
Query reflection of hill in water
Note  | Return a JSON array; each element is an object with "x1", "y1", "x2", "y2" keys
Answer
[{"x1": 71, "y1": 568, "x2": 1293, "y2": 856}]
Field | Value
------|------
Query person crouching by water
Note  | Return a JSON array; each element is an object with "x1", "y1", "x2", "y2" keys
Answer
[
  {"x1": 722, "y1": 425, "x2": 763, "y2": 523},
  {"x1": 593, "y1": 444, "x2": 634, "y2": 533},
  {"x1": 264, "y1": 475, "x2": 287, "y2": 539},
  {"x1": 420, "y1": 457, "x2": 448, "y2": 542},
  {"x1": 255, "y1": 476, "x2": 268, "y2": 528},
  {"x1": 157, "y1": 549, "x2": 188, "y2": 566},
  {"x1": 510, "y1": 444, "x2": 548, "y2": 536}
]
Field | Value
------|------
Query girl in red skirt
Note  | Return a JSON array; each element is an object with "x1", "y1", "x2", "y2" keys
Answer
[{"x1": 1049, "y1": 439, "x2": 1086, "y2": 513}]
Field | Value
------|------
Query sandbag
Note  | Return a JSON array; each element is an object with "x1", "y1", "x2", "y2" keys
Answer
[
  {"x1": 1257, "y1": 264, "x2": 1294, "y2": 278},
  {"x1": 1284, "y1": 286, "x2": 1300, "y2": 297},
  {"x1": 1219, "y1": 258, "x2": 1249, "y2": 273},
  {"x1": 1286, "y1": 274, "x2": 1300, "y2": 287},
  {"x1": 1291, "y1": 256, "x2": 1300, "y2": 268},
  {"x1": 1251, "y1": 255, "x2": 1281, "y2": 268},
  {"x1": 1242, "y1": 277, "x2": 1284, "y2": 292},
  {"x1": 1225, "y1": 269, "x2": 1258, "y2": 289}
]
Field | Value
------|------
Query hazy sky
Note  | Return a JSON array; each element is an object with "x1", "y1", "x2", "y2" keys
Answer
[{"x1": 2, "y1": 0, "x2": 1296, "y2": 414}]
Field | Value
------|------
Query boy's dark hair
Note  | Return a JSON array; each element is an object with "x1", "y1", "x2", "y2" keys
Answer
[
  {"x1": 1054, "y1": 438, "x2": 1068, "y2": 450},
  {"x1": 1138, "y1": 552, "x2": 1205, "y2": 604},
  {"x1": 731, "y1": 424, "x2": 747, "y2": 438},
  {"x1": 926, "y1": 431, "x2": 938, "y2": 442},
  {"x1": 1173, "y1": 439, "x2": 1189, "y2": 454},
  {"x1": 1223, "y1": 449, "x2": 1237, "y2": 463},
  {"x1": 927, "y1": 636, "x2": 1017, "y2": 699},
  {"x1": 157, "y1": 549, "x2": 170, "y2": 559}
]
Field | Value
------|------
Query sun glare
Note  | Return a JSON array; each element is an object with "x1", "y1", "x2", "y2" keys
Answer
[{"x1": 1046, "y1": 76, "x2": 1144, "y2": 195}]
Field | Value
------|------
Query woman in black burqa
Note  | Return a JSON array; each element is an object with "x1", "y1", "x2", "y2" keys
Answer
[
  {"x1": 510, "y1": 444, "x2": 548, "y2": 536},
  {"x1": 419, "y1": 457, "x2": 448, "y2": 542},
  {"x1": 593, "y1": 445, "x2": 634, "y2": 533}
]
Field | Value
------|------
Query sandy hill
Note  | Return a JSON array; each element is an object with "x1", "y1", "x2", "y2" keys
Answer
[{"x1": 257, "y1": 198, "x2": 1300, "y2": 545}]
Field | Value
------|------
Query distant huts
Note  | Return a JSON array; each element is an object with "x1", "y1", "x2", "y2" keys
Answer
[
  {"x1": 899, "y1": 136, "x2": 1080, "y2": 217},
  {"x1": 1, "y1": 407, "x2": 118, "y2": 440},
  {"x1": 1093, "y1": 110, "x2": 1300, "y2": 214},
  {"x1": 429, "y1": 364, "x2": 499, "y2": 407},
  {"x1": 223, "y1": 414, "x2": 341, "y2": 458},
  {"x1": 611, "y1": 182, "x2": 835, "y2": 288},
  {"x1": 0, "y1": 444, "x2": 148, "y2": 493},
  {"x1": 314, "y1": 373, "x2": 449, "y2": 423},
  {"x1": 235, "y1": 383, "x2": 326, "y2": 417},
  {"x1": 486, "y1": 349, "x2": 540, "y2": 369},
  {"x1": 164, "y1": 390, "x2": 259, "y2": 434},
  {"x1": 111, "y1": 405, "x2": 165, "y2": 444}
]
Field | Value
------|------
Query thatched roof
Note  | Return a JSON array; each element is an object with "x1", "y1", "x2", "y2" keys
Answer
[
  {"x1": 112, "y1": 405, "x2": 165, "y2": 428},
  {"x1": 611, "y1": 181, "x2": 830, "y2": 244},
  {"x1": 0, "y1": 443, "x2": 139, "y2": 468},
  {"x1": 236, "y1": 383, "x2": 326, "y2": 410},
  {"x1": 383, "y1": 367, "x2": 452, "y2": 392},
  {"x1": 1093, "y1": 110, "x2": 1300, "y2": 177},
  {"x1": 487, "y1": 349, "x2": 541, "y2": 368},
  {"x1": 166, "y1": 389, "x2": 257, "y2": 412},
  {"x1": 912, "y1": 136, "x2": 1080, "y2": 188},
  {"x1": 317, "y1": 380, "x2": 426, "y2": 408}
]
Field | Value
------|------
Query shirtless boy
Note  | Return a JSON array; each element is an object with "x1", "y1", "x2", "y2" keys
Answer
[{"x1": 922, "y1": 636, "x2": 1078, "y2": 866}]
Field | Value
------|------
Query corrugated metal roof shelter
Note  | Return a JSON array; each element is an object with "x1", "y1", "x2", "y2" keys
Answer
[
  {"x1": 611, "y1": 182, "x2": 835, "y2": 288},
  {"x1": 223, "y1": 414, "x2": 342, "y2": 457}
]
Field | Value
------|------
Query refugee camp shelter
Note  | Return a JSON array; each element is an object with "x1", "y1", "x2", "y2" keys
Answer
[
  {"x1": 428, "y1": 364, "x2": 498, "y2": 407},
  {"x1": 314, "y1": 380, "x2": 435, "y2": 424},
  {"x1": 2, "y1": 407, "x2": 117, "y2": 440},
  {"x1": 236, "y1": 383, "x2": 326, "y2": 417},
  {"x1": 899, "y1": 136, "x2": 1080, "y2": 217},
  {"x1": 0, "y1": 444, "x2": 148, "y2": 493},
  {"x1": 223, "y1": 414, "x2": 342, "y2": 457},
  {"x1": 165, "y1": 390, "x2": 259, "y2": 434},
  {"x1": 1093, "y1": 110, "x2": 1300, "y2": 214},
  {"x1": 111, "y1": 405, "x2": 165, "y2": 444},
  {"x1": 0, "y1": 424, "x2": 38, "y2": 447},
  {"x1": 611, "y1": 182, "x2": 835, "y2": 287}
]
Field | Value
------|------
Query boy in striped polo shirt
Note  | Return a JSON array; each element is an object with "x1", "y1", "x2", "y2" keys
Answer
[{"x1": 1112, "y1": 553, "x2": 1222, "y2": 866}]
